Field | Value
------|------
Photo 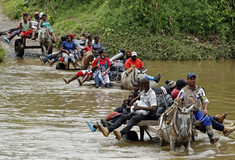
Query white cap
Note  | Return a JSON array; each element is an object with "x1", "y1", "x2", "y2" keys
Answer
[
  {"x1": 39, "y1": 12, "x2": 44, "y2": 18},
  {"x1": 132, "y1": 52, "x2": 137, "y2": 57}
]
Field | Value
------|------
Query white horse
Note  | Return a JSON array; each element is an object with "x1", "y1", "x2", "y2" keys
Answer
[
  {"x1": 159, "y1": 104, "x2": 195, "y2": 151},
  {"x1": 38, "y1": 27, "x2": 52, "y2": 56}
]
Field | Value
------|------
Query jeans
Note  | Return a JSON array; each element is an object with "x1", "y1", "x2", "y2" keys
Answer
[
  {"x1": 94, "y1": 74, "x2": 110, "y2": 87},
  {"x1": 107, "y1": 113, "x2": 155, "y2": 134},
  {"x1": 42, "y1": 52, "x2": 60, "y2": 64}
]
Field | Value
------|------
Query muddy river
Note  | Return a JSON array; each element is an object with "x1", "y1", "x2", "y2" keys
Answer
[{"x1": 0, "y1": 5, "x2": 235, "y2": 160}]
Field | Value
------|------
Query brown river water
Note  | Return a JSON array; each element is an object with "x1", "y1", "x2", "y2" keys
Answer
[{"x1": 0, "y1": 5, "x2": 235, "y2": 160}]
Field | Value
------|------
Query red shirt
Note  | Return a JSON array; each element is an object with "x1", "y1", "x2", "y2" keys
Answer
[
  {"x1": 124, "y1": 58, "x2": 144, "y2": 70},
  {"x1": 83, "y1": 46, "x2": 93, "y2": 52},
  {"x1": 171, "y1": 89, "x2": 180, "y2": 100},
  {"x1": 92, "y1": 57, "x2": 111, "y2": 67}
]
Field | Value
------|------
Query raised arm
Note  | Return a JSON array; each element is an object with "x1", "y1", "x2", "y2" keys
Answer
[{"x1": 38, "y1": 20, "x2": 42, "y2": 30}]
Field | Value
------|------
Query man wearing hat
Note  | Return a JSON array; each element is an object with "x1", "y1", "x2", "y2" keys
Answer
[
  {"x1": 124, "y1": 51, "x2": 161, "y2": 83},
  {"x1": 177, "y1": 72, "x2": 219, "y2": 143},
  {"x1": 33, "y1": 11, "x2": 40, "y2": 23}
]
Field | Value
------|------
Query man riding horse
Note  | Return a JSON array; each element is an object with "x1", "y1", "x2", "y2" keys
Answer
[
  {"x1": 177, "y1": 72, "x2": 219, "y2": 144},
  {"x1": 124, "y1": 52, "x2": 161, "y2": 83}
]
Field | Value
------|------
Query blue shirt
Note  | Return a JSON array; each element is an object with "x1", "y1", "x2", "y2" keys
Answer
[{"x1": 62, "y1": 41, "x2": 77, "y2": 51}]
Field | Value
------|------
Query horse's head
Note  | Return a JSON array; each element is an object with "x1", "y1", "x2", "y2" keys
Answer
[
  {"x1": 176, "y1": 106, "x2": 193, "y2": 142},
  {"x1": 40, "y1": 27, "x2": 49, "y2": 41},
  {"x1": 135, "y1": 69, "x2": 147, "y2": 81}
]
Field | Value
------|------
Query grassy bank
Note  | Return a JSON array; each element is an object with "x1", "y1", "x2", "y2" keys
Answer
[
  {"x1": 0, "y1": 44, "x2": 6, "y2": 62},
  {"x1": 1, "y1": 0, "x2": 234, "y2": 60}
]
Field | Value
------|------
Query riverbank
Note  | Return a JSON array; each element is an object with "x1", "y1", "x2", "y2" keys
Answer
[
  {"x1": 0, "y1": 44, "x2": 6, "y2": 62},
  {"x1": 0, "y1": 0, "x2": 234, "y2": 60}
]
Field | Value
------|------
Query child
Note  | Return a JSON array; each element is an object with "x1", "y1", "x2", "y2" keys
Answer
[{"x1": 82, "y1": 41, "x2": 93, "y2": 53}]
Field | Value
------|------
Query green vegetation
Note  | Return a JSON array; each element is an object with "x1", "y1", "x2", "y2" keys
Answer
[
  {"x1": 1, "y1": 0, "x2": 234, "y2": 60},
  {"x1": 0, "y1": 44, "x2": 6, "y2": 62}
]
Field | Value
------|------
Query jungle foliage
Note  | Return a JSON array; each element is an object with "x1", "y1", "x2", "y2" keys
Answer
[{"x1": 1, "y1": 0, "x2": 234, "y2": 60}]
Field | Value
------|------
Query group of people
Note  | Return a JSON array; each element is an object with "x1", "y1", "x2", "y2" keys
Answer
[
  {"x1": 86, "y1": 72, "x2": 235, "y2": 144},
  {"x1": 2, "y1": 11, "x2": 57, "y2": 46}
]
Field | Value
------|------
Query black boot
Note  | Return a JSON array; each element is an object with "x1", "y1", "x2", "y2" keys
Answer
[{"x1": 154, "y1": 73, "x2": 162, "y2": 83}]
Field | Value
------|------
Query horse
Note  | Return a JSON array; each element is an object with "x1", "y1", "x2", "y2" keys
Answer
[
  {"x1": 158, "y1": 103, "x2": 195, "y2": 151},
  {"x1": 120, "y1": 66, "x2": 146, "y2": 90},
  {"x1": 38, "y1": 27, "x2": 52, "y2": 56}
]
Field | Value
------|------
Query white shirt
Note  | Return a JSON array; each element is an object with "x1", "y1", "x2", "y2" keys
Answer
[
  {"x1": 177, "y1": 86, "x2": 209, "y2": 109},
  {"x1": 140, "y1": 88, "x2": 157, "y2": 107}
]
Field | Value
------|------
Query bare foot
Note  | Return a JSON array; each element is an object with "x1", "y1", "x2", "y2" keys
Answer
[{"x1": 63, "y1": 77, "x2": 68, "y2": 84}]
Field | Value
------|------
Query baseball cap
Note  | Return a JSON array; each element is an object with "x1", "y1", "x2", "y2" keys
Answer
[
  {"x1": 167, "y1": 80, "x2": 176, "y2": 89},
  {"x1": 176, "y1": 79, "x2": 188, "y2": 87},
  {"x1": 34, "y1": 11, "x2": 39, "y2": 15},
  {"x1": 39, "y1": 12, "x2": 44, "y2": 18},
  {"x1": 187, "y1": 72, "x2": 196, "y2": 79},
  {"x1": 132, "y1": 52, "x2": 137, "y2": 57}
]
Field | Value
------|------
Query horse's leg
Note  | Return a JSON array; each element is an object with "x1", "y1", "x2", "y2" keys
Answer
[
  {"x1": 41, "y1": 43, "x2": 46, "y2": 56},
  {"x1": 186, "y1": 141, "x2": 194, "y2": 153},
  {"x1": 45, "y1": 42, "x2": 51, "y2": 55},
  {"x1": 159, "y1": 135, "x2": 165, "y2": 146},
  {"x1": 170, "y1": 136, "x2": 175, "y2": 151}
]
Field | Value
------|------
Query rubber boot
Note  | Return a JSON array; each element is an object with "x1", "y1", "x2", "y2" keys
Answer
[{"x1": 205, "y1": 125, "x2": 219, "y2": 143}]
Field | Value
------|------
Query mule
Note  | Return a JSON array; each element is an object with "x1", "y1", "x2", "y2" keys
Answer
[
  {"x1": 38, "y1": 27, "x2": 52, "y2": 56},
  {"x1": 159, "y1": 105, "x2": 194, "y2": 151},
  {"x1": 120, "y1": 67, "x2": 146, "y2": 90}
]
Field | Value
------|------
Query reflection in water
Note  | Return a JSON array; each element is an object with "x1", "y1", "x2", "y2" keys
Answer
[{"x1": 0, "y1": 58, "x2": 234, "y2": 159}]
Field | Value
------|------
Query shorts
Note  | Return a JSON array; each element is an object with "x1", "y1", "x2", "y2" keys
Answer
[{"x1": 21, "y1": 30, "x2": 33, "y2": 37}]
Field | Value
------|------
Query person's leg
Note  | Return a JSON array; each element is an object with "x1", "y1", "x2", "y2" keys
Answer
[
  {"x1": 63, "y1": 71, "x2": 85, "y2": 84},
  {"x1": 194, "y1": 111, "x2": 218, "y2": 143},
  {"x1": 8, "y1": 30, "x2": 20, "y2": 40},
  {"x1": 144, "y1": 73, "x2": 161, "y2": 83},
  {"x1": 94, "y1": 75, "x2": 100, "y2": 88},
  {"x1": 62, "y1": 53, "x2": 69, "y2": 70},
  {"x1": 52, "y1": 32, "x2": 57, "y2": 42},
  {"x1": 120, "y1": 114, "x2": 145, "y2": 135},
  {"x1": 107, "y1": 113, "x2": 133, "y2": 133},
  {"x1": 69, "y1": 53, "x2": 76, "y2": 67},
  {"x1": 145, "y1": 74, "x2": 155, "y2": 80},
  {"x1": 78, "y1": 73, "x2": 90, "y2": 86},
  {"x1": 31, "y1": 30, "x2": 36, "y2": 40},
  {"x1": 210, "y1": 116, "x2": 224, "y2": 132},
  {"x1": 20, "y1": 33, "x2": 24, "y2": 46},
  {"x1": 51, "y1": 57, "x2": 59, "y2": 65}
]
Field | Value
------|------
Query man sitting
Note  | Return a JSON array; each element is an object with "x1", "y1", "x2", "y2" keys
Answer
[
  {"x1": 97, "y1": 78, "x2": 157, "y2": 140},
  {"x1": 124, "y1": 52, "x2": 161, "y2": 83},
  {"x1": 177, "y1": 73, "x2": 219, "y2": 143}
]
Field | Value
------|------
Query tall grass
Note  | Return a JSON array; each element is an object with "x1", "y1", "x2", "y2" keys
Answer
[{"x1": 1, "y1": 0, "x2": 234, "y2": 60}]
